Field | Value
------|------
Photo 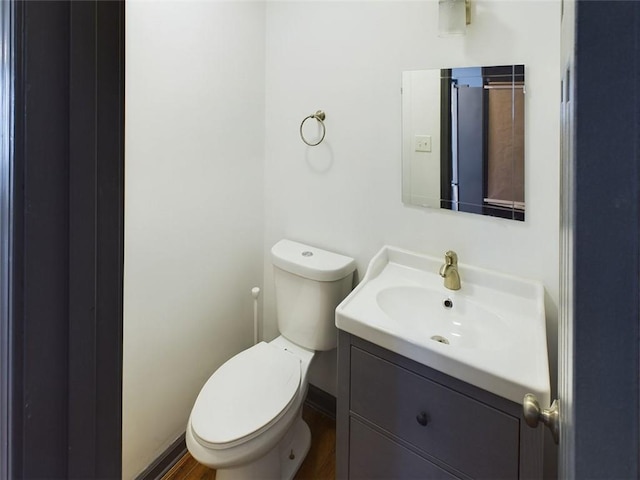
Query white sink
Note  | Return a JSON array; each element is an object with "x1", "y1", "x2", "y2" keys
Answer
[
  {"x1": 376, "y1": 286, "x2": 516, "y2": 351},
  {"x1": 335, "y1": 246, "x2": 551, "y2": 406}
]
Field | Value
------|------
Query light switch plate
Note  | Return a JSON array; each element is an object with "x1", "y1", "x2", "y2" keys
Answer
[{"x1": 415, "y1": 135, "x2": 432, "y2": 153}]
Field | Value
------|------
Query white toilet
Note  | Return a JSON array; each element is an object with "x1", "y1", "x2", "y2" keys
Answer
[{"x1": 185, "y1": 239, "x2": 356, "y2": 480}]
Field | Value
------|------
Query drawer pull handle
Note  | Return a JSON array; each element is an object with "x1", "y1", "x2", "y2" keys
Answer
[{"x1": 416, "y1": 412, "x2": 429, "y2": 426}]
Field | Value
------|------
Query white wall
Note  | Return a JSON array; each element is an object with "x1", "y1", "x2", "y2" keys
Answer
[
  {"x1": 262, "y1": 0, "x2": 560, "y2": 408},
  {"x1": 123, "y1": 2, "x2": 265, "y2": 478},
  {"x1": 402, "y1": 69, "x2": 442, "y2": 207}
]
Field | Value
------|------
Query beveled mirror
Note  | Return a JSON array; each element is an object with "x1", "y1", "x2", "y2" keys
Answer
[{"x1": 402, "y1": 65, "x2": 525, "y2": 221}]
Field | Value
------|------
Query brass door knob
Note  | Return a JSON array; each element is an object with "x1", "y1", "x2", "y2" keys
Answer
[{"x1": 522, "y1": 393, "x2": 560, "y2": 445}]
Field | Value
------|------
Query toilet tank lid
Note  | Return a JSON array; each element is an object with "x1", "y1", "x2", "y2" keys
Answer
[{"x1": 271, "y1": 239, "x2": 356, "y2": 282}]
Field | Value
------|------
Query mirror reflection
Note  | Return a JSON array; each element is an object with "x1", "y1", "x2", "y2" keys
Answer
[{"x1": 402, "y1": 65, "x2": 525, "y2": 221}]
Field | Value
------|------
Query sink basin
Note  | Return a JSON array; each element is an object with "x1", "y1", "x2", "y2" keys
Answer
[
  {"x1": 335, "y1": 246, "x2": 550, "y2": 406},
  {"x1": 376, "y1": 286, "x2": 515, "y2": 351}
]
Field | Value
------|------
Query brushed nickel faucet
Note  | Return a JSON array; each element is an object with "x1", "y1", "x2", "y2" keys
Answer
[{"x1": 439, "y1": 251, "x2": 461, "y2": 290}]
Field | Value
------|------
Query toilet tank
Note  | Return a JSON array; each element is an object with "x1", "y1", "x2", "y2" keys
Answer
[{"x1": 271, "y1": 240, "x2": 356, "y2": 351}]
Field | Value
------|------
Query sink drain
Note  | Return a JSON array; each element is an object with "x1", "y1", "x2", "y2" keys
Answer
[{"x1": 431, "y1": 335, "x2": 450, "y2": 345}]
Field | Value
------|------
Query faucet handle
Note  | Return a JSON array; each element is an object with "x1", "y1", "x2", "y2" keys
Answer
[{"x1": 444, "y1": 250, "x2": 458, "y2": 266}]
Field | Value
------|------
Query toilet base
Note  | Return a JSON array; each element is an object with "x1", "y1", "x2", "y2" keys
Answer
[{"x1": 215, "y1": 417, "x2": 311, "y2": 480}]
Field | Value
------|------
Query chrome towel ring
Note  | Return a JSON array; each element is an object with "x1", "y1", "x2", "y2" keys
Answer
[{"x1": 299, "y1": 110, "x2": 326, "y2": 146}]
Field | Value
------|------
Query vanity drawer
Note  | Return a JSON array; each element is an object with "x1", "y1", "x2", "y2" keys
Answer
[
  {"x1": 350, "y1": 347, "x2": 519, "y2": 479},
  {"x1": 349, "y1": 417, "x2": 458, "y2": 480}
]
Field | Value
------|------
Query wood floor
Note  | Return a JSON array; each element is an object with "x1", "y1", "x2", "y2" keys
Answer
[{"x1": 162, "y1": 405, "x2": 336, "y2": 480}]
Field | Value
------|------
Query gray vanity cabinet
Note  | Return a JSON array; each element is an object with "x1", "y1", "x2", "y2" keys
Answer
[{"x1": 336, "y1": 331, "x2": 544, "y2": 479}]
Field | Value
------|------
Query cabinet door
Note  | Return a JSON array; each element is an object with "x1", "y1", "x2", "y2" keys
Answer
[
  {"x1": 350, "y1": 347, "x2": 519, "y2": 479},
  {"x1": 350, "y1": 418, "x2": 459, "y2": 480}
]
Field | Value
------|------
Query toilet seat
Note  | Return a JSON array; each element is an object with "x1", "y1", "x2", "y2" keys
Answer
[{"x1": 190, "y1": 341, "x2": 301, "y2": 450}]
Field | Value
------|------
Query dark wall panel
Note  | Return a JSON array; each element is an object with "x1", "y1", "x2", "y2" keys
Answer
[
  {"x1": 11, "y1": 1, "x2": 124, "y2": 478},
  {"x1": 573, "y1": 1, "x2": 640, "y2": 477},
  {"x1": 13, "y1": 2, "x2": 71, "y2": 477}
]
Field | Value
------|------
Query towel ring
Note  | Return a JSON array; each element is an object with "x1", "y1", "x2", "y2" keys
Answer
[{"x1": 300, "y1": 110, "x2": 326, "y2": 146}]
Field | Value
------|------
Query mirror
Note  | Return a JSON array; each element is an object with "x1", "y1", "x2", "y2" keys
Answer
[{"x1": 402, "y1": 65, "x2": 525, "y2": 221}]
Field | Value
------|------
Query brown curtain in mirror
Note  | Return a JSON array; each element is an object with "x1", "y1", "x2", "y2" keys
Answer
[{"x1": 486, "y1": 82, "x2": 525, "y2": 209}]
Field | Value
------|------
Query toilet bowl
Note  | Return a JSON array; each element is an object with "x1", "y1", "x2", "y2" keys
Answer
[
  {"x1": 186, "y1": 240, "x2": 356, "y2": 480},
  {"x1": 186, "y1": 337, "x2": 314, "y2": 479}
]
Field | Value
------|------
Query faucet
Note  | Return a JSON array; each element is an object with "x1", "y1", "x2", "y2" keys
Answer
[{"x1": 439, "y1": 251, "x2": 461, "y2": 290}]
